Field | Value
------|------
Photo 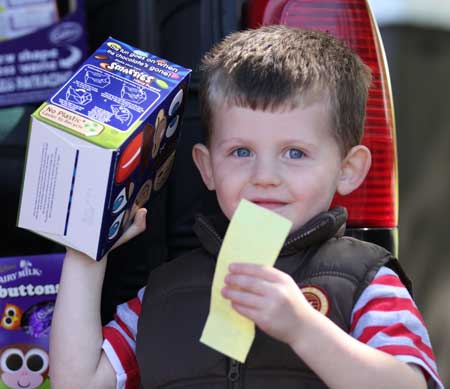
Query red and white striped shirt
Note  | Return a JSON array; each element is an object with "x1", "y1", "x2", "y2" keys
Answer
[{"x1": 102, "y1": 266, "x2": 443, "y2": 389}]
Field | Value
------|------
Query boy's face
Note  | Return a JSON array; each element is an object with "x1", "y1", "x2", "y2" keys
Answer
[{"x1": 193, "y1": 100, "x2": 370, "y2": 231}]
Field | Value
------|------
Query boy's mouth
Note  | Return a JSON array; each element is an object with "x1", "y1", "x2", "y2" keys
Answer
[{"x1": 250, "y1": 199, "x2": 286, "y2": 210}]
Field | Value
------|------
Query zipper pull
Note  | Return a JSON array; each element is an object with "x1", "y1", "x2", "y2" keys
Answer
[{"x1": 228, "y1": 359, "x2": 240, "y2": 382}]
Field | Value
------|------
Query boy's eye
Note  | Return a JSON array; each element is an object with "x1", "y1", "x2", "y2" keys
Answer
[
  {"x1": 285, "y1": 148, "x2": 305, "y2": 159},
  {"x1": 232, "y1": 147, "x2": 252, "y2": 158}
]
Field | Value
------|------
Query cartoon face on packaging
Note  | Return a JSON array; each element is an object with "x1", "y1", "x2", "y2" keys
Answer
[
  {"x1": 111, "y1": 182, "x2": 135, "y2": 214},
  {"x1": 152, "y1": 109, "x2": 167, "y2": 158},
  {"x1": 169, "y1": 89, "x2": 183, "y2": 116},
  {"x1": 116, "y1": 131, "x2": 144, "y2": 184},
  {"x1": 154, "y1": 152, "x2": 175, "y2": 191},
  {"x1": 141, "y1": 123, "x2": 154, "y2": 173},
  {"x1": 0, "y1": 344, "x2": 49, "y2": 389},
  {"x1": 108, "y1": 211, "x2": 126, "y2": 240},
  {"x1": 1, "y1": 304, "x2": 23, "y2": 331},
  {"x1": 166, "y1": 115, "x2": 179, "y2": 138},
  {"x1": 134, "y1": 179, "x2": 153, "y2": 208}
]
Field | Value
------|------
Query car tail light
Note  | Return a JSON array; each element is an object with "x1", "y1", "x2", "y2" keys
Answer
[{"x1": 245, "y1": 0, "x2": 398, "y2": 228}]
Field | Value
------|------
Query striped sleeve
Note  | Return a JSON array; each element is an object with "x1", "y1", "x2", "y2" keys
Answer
[
  {"x1": 102, "y1": 287, "x2": 145, "y2": 389},
  {"x1": 350, "y1": 266, "x2": 443, "y2": 388}
]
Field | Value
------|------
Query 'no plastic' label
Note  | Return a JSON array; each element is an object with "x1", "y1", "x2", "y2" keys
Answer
[{"x1": 40, "y1": 104, "x2": 104, "y2": 137}]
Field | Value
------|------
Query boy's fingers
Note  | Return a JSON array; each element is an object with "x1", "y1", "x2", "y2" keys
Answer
[
  {"x1": 133, "y1": 208, "x2": 147, "y2": 229},
  {"x1": 224, "y1": 274, "x2": 270, "y2": 296},
  {"x1": 228, "y1": 263, "x2": 284, "y2": 282},
  {"x1": 222, "y1": 286, "x2": 265, "y2": 308},
  {"x1": 231, "y1": 303, "x2": 259, "y2": 322}
]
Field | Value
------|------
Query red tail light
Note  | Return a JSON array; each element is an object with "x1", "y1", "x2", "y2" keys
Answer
[{"x1": 245, "y1": 0, "x2": 398, "y2": 228}]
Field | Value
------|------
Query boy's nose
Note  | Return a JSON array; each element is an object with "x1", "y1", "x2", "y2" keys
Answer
[{"x1": 250, "y1": 157, "x2": 281, "y2": 187}]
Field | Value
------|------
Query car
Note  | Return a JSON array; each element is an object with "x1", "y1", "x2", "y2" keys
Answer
[
  {"x1": 0, "y1": 0, "x2": 399, "y2": 321},
  {"x1": 89, "y1": 0, "x2": 401, "y2": 318}
]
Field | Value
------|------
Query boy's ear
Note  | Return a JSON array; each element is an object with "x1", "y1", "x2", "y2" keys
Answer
[
  {"x1": 192, "y1": 143, "x2": 215, "y2": 190},
  {"x1": 336, "y1": 145, "x2": 372, "y2": 196}
]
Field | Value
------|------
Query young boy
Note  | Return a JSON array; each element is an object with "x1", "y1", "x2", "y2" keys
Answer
[{"x1": 50, "y1": 26, "x2": 442, "y2": 389}]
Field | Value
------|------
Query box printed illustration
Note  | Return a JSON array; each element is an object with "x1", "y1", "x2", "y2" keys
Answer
[
  {"x1": 0, "y1": 253, "x2": 64, "y2": 389},
  {"x1": 17, "y1": 37, "x2": 191, "y2": 260}
]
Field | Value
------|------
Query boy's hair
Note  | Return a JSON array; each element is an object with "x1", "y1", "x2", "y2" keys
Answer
[{"x1": 199, "y1": 25, "x2": 372, "y2": 155}]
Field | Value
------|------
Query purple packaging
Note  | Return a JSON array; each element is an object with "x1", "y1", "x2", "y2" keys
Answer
[
  {"x1": 0, "y1": 0, "x2": 87, "y2": 107},
  {"x1": 0, "y1": 253, "x2": 64, "y2": 389}
]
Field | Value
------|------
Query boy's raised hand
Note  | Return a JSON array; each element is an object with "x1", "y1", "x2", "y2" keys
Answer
[
  {"x1": 110, "y1": 208, "x2": 147, "y2": 251},
  {"x1": 222, "y1": 263, "x2": 316, "y2": 346},
  {"x1": 65, "y1": 208, "x2": 148, "y2": 259}
]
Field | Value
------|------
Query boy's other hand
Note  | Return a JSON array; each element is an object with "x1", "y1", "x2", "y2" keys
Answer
[{"x1": 222, "y1": 263, "x2": 316, "y2": 346}]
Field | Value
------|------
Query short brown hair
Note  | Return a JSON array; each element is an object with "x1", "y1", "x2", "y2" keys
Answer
[{"x1": 199, "y1": 25, "x2": 371, "y2": 155}]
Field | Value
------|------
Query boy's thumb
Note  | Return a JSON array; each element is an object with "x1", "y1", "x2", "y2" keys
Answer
[
  {"x1": 110, "y1": 208, "x2": 147, "y2": 251},
  {"x1": 126, "y1": 208, "x2": 147, "y2": 237}
]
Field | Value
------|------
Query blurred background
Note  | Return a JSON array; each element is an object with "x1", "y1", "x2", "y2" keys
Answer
[
  {"x1": 371, "y1": 0, "x2": 450, "y2": 385},
  {"x1": 0, "y1": 0, "x2": 448, "y2": 386}
]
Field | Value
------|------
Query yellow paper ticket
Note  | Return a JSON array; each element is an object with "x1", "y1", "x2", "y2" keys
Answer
[{"x1": 200, "y1": 199, "x2": 292, "y2": 362}]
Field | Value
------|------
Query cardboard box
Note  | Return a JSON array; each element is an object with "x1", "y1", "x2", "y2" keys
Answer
[{"x1": 17, "y1": 37, "x2": 191, "y2": 260}]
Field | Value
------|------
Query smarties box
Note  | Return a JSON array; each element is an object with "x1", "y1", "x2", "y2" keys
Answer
[{"x1": 17, "y1": 37, "x2": 191, "y2": 260}]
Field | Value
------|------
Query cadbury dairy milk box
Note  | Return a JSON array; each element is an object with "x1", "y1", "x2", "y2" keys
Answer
[
  {"x1": 0, "y1": 253, "x2": 64, "y2": 389},
  {"x1": 18, "y1": 37, "x2": 191, "y2": 260}
]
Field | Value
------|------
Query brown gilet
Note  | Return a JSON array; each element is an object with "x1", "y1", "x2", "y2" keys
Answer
[{"x1": 136, "y1": 207, "x2": 410, "y2": 388}]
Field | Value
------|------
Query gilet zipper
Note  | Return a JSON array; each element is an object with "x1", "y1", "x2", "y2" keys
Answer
[{"x1": 228, "y1": 358, "x2": 241, "y2": 388}]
